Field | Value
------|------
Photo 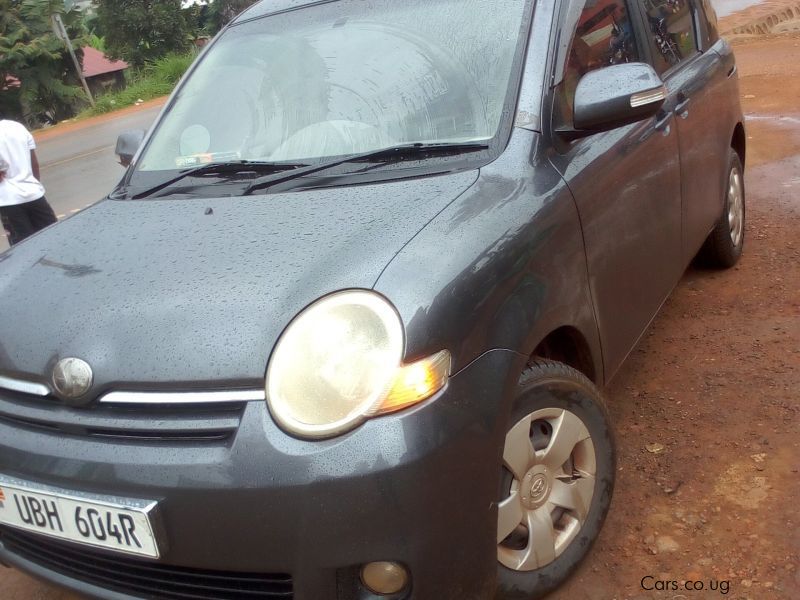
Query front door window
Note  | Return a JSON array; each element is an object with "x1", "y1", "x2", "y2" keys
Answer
[
  {"x1": 643, "y1": 0, "x2": 699, "y2": 73},
  {"x1": 561, "y1": 0, "x2": 641, "y2": 118}
]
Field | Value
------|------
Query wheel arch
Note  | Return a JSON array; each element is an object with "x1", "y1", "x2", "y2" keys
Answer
[
  {"x1": 529, "y1": 325, "x2": 600, "y2": 386},
  {"x1": 731, "y1": 122, "x2": 746, "y2": 168}
]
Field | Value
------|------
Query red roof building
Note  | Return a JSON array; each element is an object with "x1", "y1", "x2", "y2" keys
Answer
[
  {"x1": 3, "y1": 75, "x2": 20, "y2": 90},
  {"x1": 80, "y1": 47, "x2": 129, "y2": 96},
  {"x1": 81, "y1": 46, "x2": 128, "y2": 78}
]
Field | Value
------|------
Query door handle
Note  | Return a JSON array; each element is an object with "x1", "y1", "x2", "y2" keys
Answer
[
  {"x1": 655, "y1": 110, "x2": 672, "y2": 135},
  {"x1": 674, "y1": 98, "x2": 690, "y2": 119}
]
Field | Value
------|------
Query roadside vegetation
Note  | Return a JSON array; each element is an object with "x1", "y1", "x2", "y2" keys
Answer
[
  {"x1": 77, "y1": 53, "x2": 194, "y2": 117},
  {"x1": 2, "y1": 0, "x2": 259, "y2": 128},
  {"x1": 0, "y1": 0, "x2": 89, "y2": 125}
]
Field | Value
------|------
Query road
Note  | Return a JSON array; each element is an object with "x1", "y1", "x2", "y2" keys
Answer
[{"x1": 0, "y1": 101, "x2": 163, "y2": 253}]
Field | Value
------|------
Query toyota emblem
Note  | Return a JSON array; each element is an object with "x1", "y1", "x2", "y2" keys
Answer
[{"x1": 52, "y1": 358, "x2": 93, "y2": 399}]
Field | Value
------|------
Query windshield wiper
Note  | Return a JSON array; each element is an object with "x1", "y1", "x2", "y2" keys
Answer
[
  {"x1": 242, "y1": 141, "x2": 489, "y2": 196},
  {"x1": 130, "y1": 161, "x2": 307, "y2": 199}
]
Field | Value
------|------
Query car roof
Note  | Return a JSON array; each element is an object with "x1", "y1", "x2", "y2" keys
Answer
[{"x1": 232, "y1": 0, "x2": 330, "y2": 24}]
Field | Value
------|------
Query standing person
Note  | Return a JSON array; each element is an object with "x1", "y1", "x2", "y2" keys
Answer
[{"x1": 0, "y1": 117, "x2": 57, "y2": 246}]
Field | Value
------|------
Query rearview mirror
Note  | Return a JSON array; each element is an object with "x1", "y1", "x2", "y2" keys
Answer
[
  {"x1": 567, "y1": 63, "x2": 666, "y2": 138},
  {"x1": 115, "y1": 130, "x2": 145, "y2": 168}
]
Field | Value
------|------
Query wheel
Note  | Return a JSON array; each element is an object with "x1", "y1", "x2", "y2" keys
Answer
[
  {"x1": 699, "y1": 149, "x2": 745, "y2": 268},
  {"x1": 495, "y1": 359, "x2": 615, "y2": 599}
]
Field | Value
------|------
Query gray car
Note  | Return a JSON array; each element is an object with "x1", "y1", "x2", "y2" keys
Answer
[{"x1": 0, "y1": 0, "x2": 744, "y2": 598}]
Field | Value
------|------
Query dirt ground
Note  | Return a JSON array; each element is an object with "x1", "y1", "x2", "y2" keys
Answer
[{"x1": 2, "y1": 5, "x2": 799, "y2": 600}]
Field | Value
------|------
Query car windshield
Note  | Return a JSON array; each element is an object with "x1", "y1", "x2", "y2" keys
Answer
[{"x1": 136, "y1": 0, "x2": 531, "y2": 173}]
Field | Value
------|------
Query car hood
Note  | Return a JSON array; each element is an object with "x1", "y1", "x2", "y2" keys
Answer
[{"x1": 0, "y1": 171, "x2": 478, "y2": 394}]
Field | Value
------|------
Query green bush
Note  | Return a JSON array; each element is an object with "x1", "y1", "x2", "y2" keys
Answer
[
  {"x1": 80, "y1": 52, "x2": 194, "y2": 117},
  {"x1": 1, "y1": 0, "x2": 89, "y2": 126},
  {"x1": 87, "y1": 33, "x2": 106, "y2": 53},
  {"x1": 96, "y1": 0, "x2": 191, "y2": 68},
  {"x1": 144, "y1": 53, "x2": 194, "y2": 85}
]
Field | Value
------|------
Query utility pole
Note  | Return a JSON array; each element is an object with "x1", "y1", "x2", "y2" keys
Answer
[{"x1": 52, "y1": 13, "x2": 95, "y2": 107}]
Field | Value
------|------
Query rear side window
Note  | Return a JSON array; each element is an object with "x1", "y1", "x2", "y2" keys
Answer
[
  {"x1": 561, "y1": 0, "x2": 640, "y2": 114},
  {"x1": 644, "y1": 0, "x2": 698, "y2": 73},
  {"x1": 696, "y1": 0, "x2": 721, "y2": 49}
]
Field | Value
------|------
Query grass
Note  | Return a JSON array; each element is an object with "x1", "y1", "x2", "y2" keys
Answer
[{"x1": 78, "y1": 53, "x2": 195, "y2": 118}]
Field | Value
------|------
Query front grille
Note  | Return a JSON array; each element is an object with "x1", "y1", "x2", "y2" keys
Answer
[
  {"x1": 0, "y1": 390, "x2": 244, "y2": 443},
  {"x1": 0, "y1": 527, "x2": 293, "y2": 599}
]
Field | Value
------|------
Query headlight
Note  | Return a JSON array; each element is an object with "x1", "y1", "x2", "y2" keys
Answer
[{"x1": 266, "y1": 290, "x2": 450, "y2": 439}]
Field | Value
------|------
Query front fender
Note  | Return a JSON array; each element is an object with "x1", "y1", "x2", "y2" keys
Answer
[{"x1": 374, "y1": 128, "x2": 602, "y2": 385}]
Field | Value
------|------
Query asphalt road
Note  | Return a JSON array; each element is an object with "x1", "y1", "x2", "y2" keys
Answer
[{"x1": 0, "y1": 103, "x2": 163, "y2": 252}]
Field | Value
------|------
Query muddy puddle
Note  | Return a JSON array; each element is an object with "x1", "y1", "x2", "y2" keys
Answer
[{"x1": 746, "y1": 113, "x2": 800, "y2": 127}]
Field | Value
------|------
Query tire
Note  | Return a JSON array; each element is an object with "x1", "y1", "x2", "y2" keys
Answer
[
  {"x1": 495, "y1": 359, "x2": 615, "y2": 600},
  {"x1": 698, "y1": 149, "x2": 745, "y2": 268}
]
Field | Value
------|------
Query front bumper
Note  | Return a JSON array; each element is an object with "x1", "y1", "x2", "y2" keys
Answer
[{"x1": 0, "y1": 349, "x2": 521, "y2": 599}]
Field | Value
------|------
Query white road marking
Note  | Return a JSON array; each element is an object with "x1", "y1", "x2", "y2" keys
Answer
[{"x1": 42, "y1": 145, "x2": 114, "y2": 169}]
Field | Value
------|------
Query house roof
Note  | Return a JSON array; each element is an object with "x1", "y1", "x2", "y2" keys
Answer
[
  {"x1": 82, "y1": 46, "x2": 128, "y2": 78},
  {"x1": 2, "y1": 49, "x2": 126, "y2": 90}
]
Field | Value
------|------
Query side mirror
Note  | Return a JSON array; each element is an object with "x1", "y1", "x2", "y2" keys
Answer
[
  {"x1": 115, "y1": 130, "x2": 145, "y2": 167},
  {"x1": 567, "y1": 63, "x2": 666, "y2": 138}
]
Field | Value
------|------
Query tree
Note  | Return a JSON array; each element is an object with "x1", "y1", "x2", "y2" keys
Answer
[
  {"x1": 96, "y1": 0, "x2": 191, "y2": 68},
  {"x1": 0, "y1": 0, "x2": 89, "y2": 125},
  {"x1": 205, "y1": 0, "x2": 259, "y2": 34}
]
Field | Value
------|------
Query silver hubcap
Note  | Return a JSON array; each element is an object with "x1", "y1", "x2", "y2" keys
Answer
[
  {"x1": 728, "y1": 168, "x2": 744, "y2": 247},
  {"x1": 497, "y1": 408, "x2": 596, "y2": 572}
]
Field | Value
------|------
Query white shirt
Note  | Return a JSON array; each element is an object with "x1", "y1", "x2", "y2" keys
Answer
[{"x1": 0, "y1": 119, "x2": 46, "y2": 207}]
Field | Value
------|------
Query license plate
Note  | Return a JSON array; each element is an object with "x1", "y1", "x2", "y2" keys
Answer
[{"x1": 0, "y1": 474, "x2": 161, "y2": 558}]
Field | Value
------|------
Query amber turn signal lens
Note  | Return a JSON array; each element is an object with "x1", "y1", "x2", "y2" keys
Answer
[{"x1": 372, "y1": 350, "x2": 451, "y2": 415}]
